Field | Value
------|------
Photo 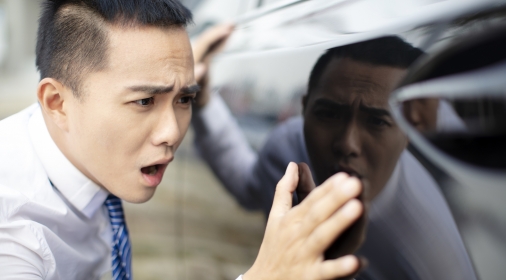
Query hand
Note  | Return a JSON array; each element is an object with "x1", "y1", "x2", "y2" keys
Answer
[
  {"x1": 296, "y1": 163, "x2": 368, "y2": 265},
  {"x1": 296, "y1": 162, "x2": 316, "y2": 203},
  {"x1": 192, "y1": 23, "x2": 234, "y2": 109},
  {"x1": 243, "y1": 162, "x2": 364, "y2": 280}
]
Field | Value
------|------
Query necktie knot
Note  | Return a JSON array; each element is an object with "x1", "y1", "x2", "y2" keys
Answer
[{"x1": 105, "y1": 194, "x2": 132, "y2": 280}]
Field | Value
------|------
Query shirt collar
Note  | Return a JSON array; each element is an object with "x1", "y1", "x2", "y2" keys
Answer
[{"x1": 28, "y1": 105, "x2": 109, "y2": 218}]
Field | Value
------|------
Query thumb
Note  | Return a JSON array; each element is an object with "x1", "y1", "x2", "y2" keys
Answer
[
  {"x1": 296, "y1": 162, "x2": 316, "y2": 203},
  {"x1": 269, "y1": 162, "x2": 299, "y2": 219}
]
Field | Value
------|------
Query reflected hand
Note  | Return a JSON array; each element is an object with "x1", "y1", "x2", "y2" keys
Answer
[
  {"x1": 296, "y1": 162, "x2": 317, "y2": 202},
  {"x1": 192, "y1": 23, "x2": 234, "y2": 109},
  {"x1": 243, "y1": 162, "x2": 364, "y2": 280},
  {"x1": 296, "y1": 162, "x2": 368, "y2": 279}
]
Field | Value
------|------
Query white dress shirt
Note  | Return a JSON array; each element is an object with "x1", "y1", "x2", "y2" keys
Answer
[{"x1": 0, "y1": 104, "x2": 112, "y2": 279}]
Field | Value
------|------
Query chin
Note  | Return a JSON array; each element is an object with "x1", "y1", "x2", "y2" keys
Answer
[{"x1": 119, "y1": 188, "x2": 157, "y2": 204}]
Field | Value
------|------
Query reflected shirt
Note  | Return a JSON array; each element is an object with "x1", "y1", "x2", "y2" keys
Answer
[
  {"x1": 0, "y1": 105, "x2": 112, "y2": 279},
  {"x1": 193, "y1": 93, "x2": 477, "y2": 280}
]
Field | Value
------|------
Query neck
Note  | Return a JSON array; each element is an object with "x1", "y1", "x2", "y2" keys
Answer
[{"x1": 42, "y1": 110, "x2": 100, "y2": 186}]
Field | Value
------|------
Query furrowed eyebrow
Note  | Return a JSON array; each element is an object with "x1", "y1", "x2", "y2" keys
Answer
[
  {"x1": 314, "y1": 99, "x2": 348, "y2": 110},
  {"x1": 181, "y1": 84, "x2": 201, "y2": 94},
  {"x1": 314, "y1": 98, "x2": 392, "y2": 117},
  {"x1": 359, "y1": 105, "x2": 391, "y2": 117},
  {"x1": 127, "y1": 84, "x2": 201, "y2": 95},
  {"x1": 128, "y1": 85, "x2": 175, "y2": 95}
]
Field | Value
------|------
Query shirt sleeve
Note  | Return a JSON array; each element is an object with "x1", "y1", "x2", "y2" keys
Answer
[
  {"x1": 192, "y1": 93, "x2": 310, "y2": 216},
  {"x1": 235, "y1": 275, "x2": 243, "y2": 280},
  {"x1": 192, "y1": 93, "x2": 260, "y2": 210},
  {"x1": 246, "y1": 116, "x2": 311, "y2": 216},
  {"x1": 0, "y1": 221, "x2": 55, "y2": 279}
]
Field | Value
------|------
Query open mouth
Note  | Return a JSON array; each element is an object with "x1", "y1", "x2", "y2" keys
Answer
[
  {"x1": 140, "y1": 164, "x2": 168, "y2": 187},
  {"x1": 141, "y1": 164, "x2": 160, "y2": 176},
  {"x1": 331, "y1": 165, "x2": 369, "y2": 202},
  {"x1": 332, "y1": 167, "x2": 363, "y2": 179}
]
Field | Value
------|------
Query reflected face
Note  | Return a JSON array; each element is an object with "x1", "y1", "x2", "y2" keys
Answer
[
  {"x1": 64, "y1": 26, "x2": 197, "y2": 203},
  {"x1": 303, "y1": 57, "x2": 407, "y2": 202},
  {"x1": 403, "y1": 98, "x2": 440, "y2": 133}
]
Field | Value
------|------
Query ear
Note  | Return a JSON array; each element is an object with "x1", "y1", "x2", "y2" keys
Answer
[
  {"x1": 37, "y1": 78, "x2": 72, "y2": 132},
  {"x1": 301, "y1": 94, "x2": 308, "y2": 114}
]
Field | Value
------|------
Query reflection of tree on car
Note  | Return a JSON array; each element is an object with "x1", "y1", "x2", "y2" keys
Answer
[{"x1": 193, "y1": 35, "x2": 476, "y2": 280}]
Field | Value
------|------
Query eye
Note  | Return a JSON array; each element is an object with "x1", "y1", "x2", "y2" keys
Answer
[
  {"x1": 178, "y1": 95, "x2": 195, "y2": 104},
  {"x1": 367, "y1": 116, "x2": 390, "y2": 127},
  {"x1": 134, "y1": 97, "x2": 155, "y2": 106}
]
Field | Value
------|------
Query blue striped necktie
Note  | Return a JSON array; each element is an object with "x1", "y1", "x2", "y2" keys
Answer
[{"x1": 105, "y1": 194, "x2": 132, "y2": 280}]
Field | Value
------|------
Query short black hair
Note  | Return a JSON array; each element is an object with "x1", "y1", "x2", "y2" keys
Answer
[
  {"x1": 307, "y1": 36, "x2": 423, "y2": 95},
  {"x1": 36, "y1": 0, "x2": 192, "y2": 97}
]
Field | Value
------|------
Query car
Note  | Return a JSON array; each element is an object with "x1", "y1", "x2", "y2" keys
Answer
[
  {"x1": 202, "y1": 0, "x2": 504, "y2": 148},
  {"x1": 390, "y1": 20, "x2": 506, "y2": 280},
  {"x1": 0, "y1": 7, "x2": 6, "y2": 68},
  {"x1": 196, "y1": 0, "x2": 506, "y2": 279}
]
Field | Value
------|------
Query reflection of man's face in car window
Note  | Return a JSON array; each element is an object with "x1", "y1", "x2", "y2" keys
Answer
[
  {"x1": 403, "y1": 98, "x2": 440, "y2": 133},
  {"x1": 303, "y1": 57, "x2": 408, "y2": 203}
]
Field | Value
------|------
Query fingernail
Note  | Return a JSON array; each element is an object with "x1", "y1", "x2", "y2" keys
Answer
[
  {"x1": 332, "y1": 173, "x2": 348, "y2": 188},
  {"x1": 342, "y1": 200, "x2": 361, "y2": 218},
  {"x1": 341, "y1": 255, "x2": 358, "y2": 271},
  {"x1": 285, "y1": 162, "x2": 295, "y2": 173},
  {"x1": 341, "y1": 177, "x2": 360, "y2": 196}
]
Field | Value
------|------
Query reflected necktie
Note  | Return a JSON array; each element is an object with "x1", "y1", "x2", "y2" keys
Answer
[{"x1": 105, "y1": 194, "x2": 132, "y2": 280}]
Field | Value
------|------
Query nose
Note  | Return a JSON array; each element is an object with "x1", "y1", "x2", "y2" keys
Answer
[
  {"x1": 333, "y1": 120, "x2": 361, "y2": 158},
  {"x1": 151, "y1": 107, "x2": 182, "y2": 148}
]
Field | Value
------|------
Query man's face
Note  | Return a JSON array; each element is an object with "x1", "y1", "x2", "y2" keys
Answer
[
  {"x1": 303, "y1": 57, "x2": 407, "y2": 203},
  {"x1": 64, "y1": 26, "x2": 196, "y2": 203}
]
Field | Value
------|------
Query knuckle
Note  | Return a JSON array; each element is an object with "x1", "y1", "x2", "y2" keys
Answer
[
  {"x1": 306, "y1": 208, "x2": 323, "y2": 226},
  {"x1": 310, "y1": 230, "x2": 326, "y2": 249}
]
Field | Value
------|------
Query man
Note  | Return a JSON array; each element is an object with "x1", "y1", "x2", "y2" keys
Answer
[
  {"x1": 193, "y1": 36, "x2": 476, "y2": 279},
  {"x1": 0, "y1": 1, "x2": 365, "y2": 279}
]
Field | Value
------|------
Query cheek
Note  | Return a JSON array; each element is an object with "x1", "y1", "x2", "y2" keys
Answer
[
  {"x1": 174, "y1": 107, "x2": 192, "y2": 148},
  {"x1": 365, "y1": 129, "x2": 405, "y2": 178},
  {"x1": 71, "y1": 103, "x2": 148, "y2": 168},
  {"x1": 304, "y1": 120, "x2": 336, "y2": 181},
  {"x1": 304, "y1": 121, "x2": 329, "y2": 156}
]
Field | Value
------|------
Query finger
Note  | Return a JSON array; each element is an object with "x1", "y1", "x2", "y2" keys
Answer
[
  {"x1": 296, "y1": 162, "x2": 316, "y2": 204},
  {"x1": 333, "y1": 257, "x2": 368, "y2": 280},
  {"x1": 293, "y1": 172, "x2": 349, "y2": 216},
  {"x1": 193, "y1": 23, "x2": 234, "y2": 63},
  {"x1": 301, "y1": 176, "x2": 362, "y2": 234},
  {"x1": 324, "y1": 212, "x2": 367, "y2": 260},
  {"x1": 319, "y1": 255, "x2": 360, "y2": 280},
  {"x1": 306, "y1": 199, "x2": 363, "y2": 254},
  {"x1": 194, "y1": 63, "x2": 207, "y2": 82},
  {"x1": 269, "y1": 162, "x2": 299, "y2": 219},
  {"x1": 357, "y1": 257, "x2": 368, "y2": 275}
]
